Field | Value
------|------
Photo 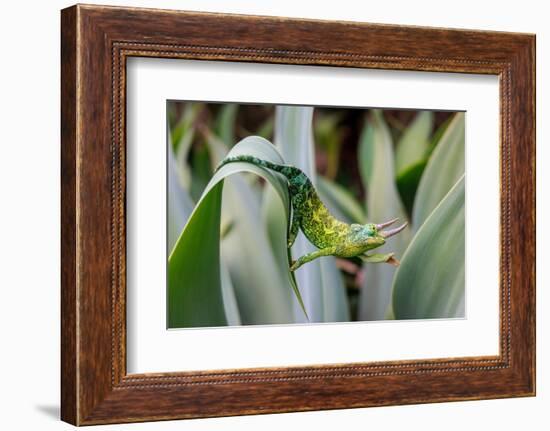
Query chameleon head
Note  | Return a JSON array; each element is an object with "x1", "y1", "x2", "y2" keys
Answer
[
  {"x1": 351, "y1": 218, "x2": 408, "y2": 251},
  {"x1": 350, "y1": 223, "x2": 383, "y2": 249}
]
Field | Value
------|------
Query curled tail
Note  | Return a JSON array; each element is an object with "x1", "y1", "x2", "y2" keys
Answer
[{"x1": 216, "y1": 155, "x2": 302, "y2": 180}]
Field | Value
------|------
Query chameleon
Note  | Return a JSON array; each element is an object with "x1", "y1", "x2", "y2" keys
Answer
[{"x1": 216, "y1": 155, "x2": 407, "y2": 272}]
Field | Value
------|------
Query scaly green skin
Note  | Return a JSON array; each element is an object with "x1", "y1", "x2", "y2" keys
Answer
[{"x1": 217, "y1": 155, "x2": 405, "y2": 271}]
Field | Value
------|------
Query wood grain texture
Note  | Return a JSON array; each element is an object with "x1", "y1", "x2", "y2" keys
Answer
[
  {"x1": 60, "y1": 4, "x2": 536, "y2": 425},
  {"x1": 60, "y1": 6, "x2": 78, "y2": 425}
]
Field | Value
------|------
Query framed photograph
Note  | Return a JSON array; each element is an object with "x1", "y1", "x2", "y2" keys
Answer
[{"x1": 61, "y1": 4, "x2": 535, "y2": 425}]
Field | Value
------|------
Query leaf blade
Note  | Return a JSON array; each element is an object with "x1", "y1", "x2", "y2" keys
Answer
[
  {"x1": 168, "y1": 182, "x2": 227, "y2": 328},
  {"x1": 412, "y1": 112, "x2": 465, "y2": 230},
  {"x1": 317, "y1": 176, "x2": 366, "y2": 224},
  {"x1": 392, "y1": 176, "x2": 465, "y2": 319},
  {"x1": 395, "y1": 111, "x2": 434, "y2": 176},
  {"x1": 272, "y1": 106, "x2": 349, "y2": 323},
  {"x1": 168, "y1": 136, "x2": 306, "y2": 327},
  {"x1": 357, "y1": 110, "x2": 411, "y2": 320}
]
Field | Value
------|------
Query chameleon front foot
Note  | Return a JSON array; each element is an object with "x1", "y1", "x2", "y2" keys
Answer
[
  {"x1": 290, "y1": 246, "x2": 338, "y2": 271},
  {"x1": 360, "y1": 252, "x2": 400, "y2": 266}
]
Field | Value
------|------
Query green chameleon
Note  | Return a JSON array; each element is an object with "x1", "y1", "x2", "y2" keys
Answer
[{"x1": 216, "y1": 155, "x2": 407, "y2": 271}]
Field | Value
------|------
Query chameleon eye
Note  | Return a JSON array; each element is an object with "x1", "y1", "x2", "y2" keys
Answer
[{"x1": 365, "y1": 224, "x2": 377, "y2": 236}]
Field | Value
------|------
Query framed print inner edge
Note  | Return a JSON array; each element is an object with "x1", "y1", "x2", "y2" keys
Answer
[
  {"x1": 128, "y1": 60, "x2": 499, "y2": 373},
  {"x1": 115, "y1": 44, "x2": 510, "y2": 381},
  {"x1": 61, "y1": 4, "x2": 535, "y2": 425}
]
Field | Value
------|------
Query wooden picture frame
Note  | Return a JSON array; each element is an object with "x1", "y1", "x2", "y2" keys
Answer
[{"x1": 61, "y1": 4, "x2": 535, "y2": 425}]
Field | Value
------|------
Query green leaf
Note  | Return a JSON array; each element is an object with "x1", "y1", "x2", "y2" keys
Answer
[
  {"x1": 168, "y1": 135, "x2": 194, "y2": 253},
  {"x1": 357, "y1": 110, "x2": 411, "y2": 320},
  {"x1": 272, "y1": 106, "x2": 349, "y2": 323},
  {"x1": 395, "y1": 111, "x2": 434, "y2": 176},
  {"x1": 274, "y1": 106, "x2": 316, "y2": 180},
  {"x1": 319, "y1": 256, "x2": 350, "y2": 322},
  {"x1": 174, "y1": 130, "x2": 195, "y2": 190},
  {"x1": 392, "y1": 176, "x2": 465, "y2": 319},
  {"x1": 220, "y1": 172, "x2": 305, "y2": 324},
  {"x1": 170, "y1": 104, "x2": 203, "y2": 190},
  {"x1": 220, "y1": 261, "x2": 241, "y2": 325},
  {"x1": 168, "y1": 183, "x2": 227, "y2": 328},
  {"x1": 261, "y1": 186, "x2": 307, "y2": 321},
  {"x1": 358, "y1": 122, "x2": 375, "y2": 191},
  {"x1": 215, "y1": 104, "x2": 239, "y2": 146},
  {"x1": 201, "y1": 126, "x2": 231, "y2": 166},
  {"x1": 203, "y1": 127, "x2": 307, "y2": 322},
  {"x1": 171, "y1": 103, "x2": 201, "y2": 152},
  {"x1": 412, "y1": 112, "x2": 465, "y2": 230},
  {"x1": 317, "y1": 176, "x2": 366, "y2": 224},
  {"x1": 396, "y1": 158, "x2": 428, "y2": 216},
  {"x1": 257, "y1": 117, "x2": 274, "y2": 141},
  {"x1": 168, "y1": 136, "x2": 305, "y2": 328},
  {"x1": 429, "y1": 114, "x2": 454, "y2": 150},
  {"x1": 314, "y1": 112, "x2": 344, "y2": 179},
  {"x1": 188, "y1": 145, "x2": 212, "y2": 202}
]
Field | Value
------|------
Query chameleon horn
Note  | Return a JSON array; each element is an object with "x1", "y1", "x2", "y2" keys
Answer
[
  {"x1": 376, "y1": 218, "x2": 399, "y2": 230},
  {"x1": 380, "y1": 222, "x2": 408, "y2": 238}
]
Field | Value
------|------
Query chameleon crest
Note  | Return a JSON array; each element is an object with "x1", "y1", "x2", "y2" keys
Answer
[{"x1": 216, "y1": 155, "x2": 407, "y2": 271}]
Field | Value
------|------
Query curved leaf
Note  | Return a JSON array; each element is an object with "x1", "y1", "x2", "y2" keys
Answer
[
  {"x1": 168, "y1": 183, "x2": 226, "y2": 328},
  {"x1": 168, "y1": 136, "x2": 305, "y2": 328},
  {"x1": 396, "y1": 158, "x2": 428, "y2": 216},
  {"x1": 358, "y1": 110, "x2": 410, "y2": 320},
  {"x1": 395, "y1": 111, "x2": 433, "y2": 176},
  {"x1": 220, "y1": 174, "x2": 301, "y2": 324},
  {"x1": 429, "y1": 114, "x2": 454, "y2": 149},
  {"x1": 203, "y1": 130, "x2": 303, "y2": 323},
  {"x1": 412, "y1": 112, "x2": 465, "y2": 230},
  {"x1": 261, "y1": 186, "x2": 304, "y2": 317},
  {"x1": 392, "y1": 176, "x2": 465, "y2": 319},
  {"x1": 272, "y1": 106, "x2": 348, "y2": 323}
]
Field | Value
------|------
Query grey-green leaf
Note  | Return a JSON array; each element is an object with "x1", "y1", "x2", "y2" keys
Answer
[
  {"x1": 168, "y1": 136, "x2": 305, "y2": 328},
  {"x1": 204, "y1": 130, "x2": 306, "y2": 323},
  {"x1": 171, "y1": 103, "x2": 202, "y2": 190},
  {"x1": 168, "y1": 183, "x2": 227, "y2": 328},
  {"x1": 317, "y1": 176, "x2": 366, "y2": 224},
  {"x1": 358, "y1": 110, "x2": 410, "y2": 321},
  {"x1": 412, "y1": 112, "x2": 465, "y2": 230},
  {"x1": 392, "y1": 175, "x2": 465, "y2": 319},
  {"x1": 271, "y1": 106, "x2": 349, "y2": 323},
  {"x1": 220, "y1": 173, "x2": 299, "y2": 324},
  {"x1": 168, "y1": 130, "x2": 195, "y2": 253},
  {"x1": 215, "y1": 104, "x2": 239, "y2": 147},
  {"x1": 220, "y1": 252, "x2": 241, "y2": 326},
  {"x1": 395, "y1": 111, "x2": 434, "y2": 177}
]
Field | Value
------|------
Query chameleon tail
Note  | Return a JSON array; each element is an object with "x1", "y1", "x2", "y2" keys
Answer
[{"x1": 215, "y1": 155, "x2": 300, "y2": 179}]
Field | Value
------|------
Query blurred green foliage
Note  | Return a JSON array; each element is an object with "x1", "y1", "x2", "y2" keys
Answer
[{"x1": 167, "y1": 102, "x2": 465, "y2": 327}]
